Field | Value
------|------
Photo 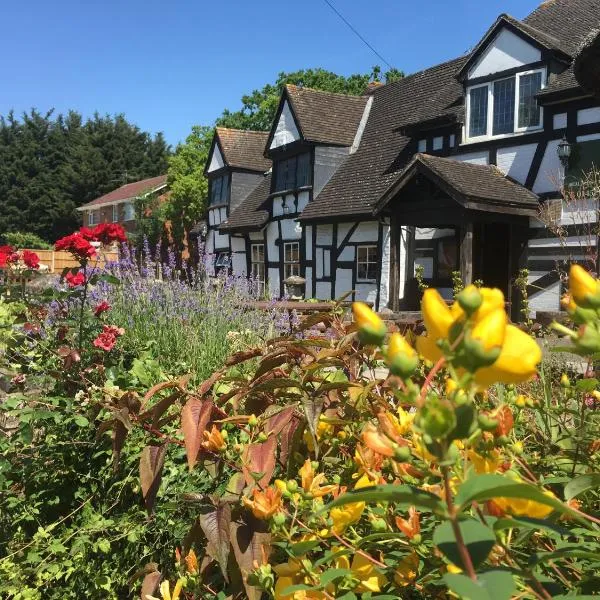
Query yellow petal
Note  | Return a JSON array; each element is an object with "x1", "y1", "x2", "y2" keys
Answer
[
  {"x1": 421, "y1": 288, "x2": 454, "y2": 339},
  {"x1": 471, "y1": 308, "x2": 507, "y2": 351},
  {"x1": 476, "y1": 287, "x2": 505, "y2": 320},
  {"x1": 159, "y1": 581, "x2": 171, "y2": 600},
  {"x1": 388, "y1": 332, "x2": 416, "y2": 358},
  {"x1": 274, "y1": 576, "x2": 296, "y2": 599},
  {"x1": 416, "y1": 334, "x2": 443, "y2": 363},
  {"x1": 569, "y1": 264, "x2": 599, "y2": 305},
  {"x1": 474, "y1": 325, "x2": 541, "y2": 387}
]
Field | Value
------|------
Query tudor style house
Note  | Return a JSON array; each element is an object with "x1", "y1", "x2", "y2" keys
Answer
[
  {"x1": 77, "y1": 175, "x2": 168, "y2": 234},
  {"x1": 204, "y1": 0, "x2": 600, "y2": 318}
]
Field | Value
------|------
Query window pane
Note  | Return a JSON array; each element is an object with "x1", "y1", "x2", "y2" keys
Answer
[
  {"x1": 275, "y1": 160, "x2": 286, "y2": 191},
  {"x1": 493, "y1": 77, "x2": 515, "y2": 135},
  {"x1": 285, "y1": 157, "x2": 297, "y2": 190},
  {"x1": 518, "y1": 72, "x2": 542, "y2": 128},
  {"x1": 221, "y1": 175, "x2": 230, "y2": 204},
  {"x1": 297, "y1": 153, "x2": 310, "y2": 187},
  {"x1": 469, "y1": 86, "x2": 488, "y2": 137}
]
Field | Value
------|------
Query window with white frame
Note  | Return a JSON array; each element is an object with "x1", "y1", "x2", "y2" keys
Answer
[
  {"x1": 356, "y1": 245, "x2": 378, "y2": 282},
  {"x1": 214, "y1": 252, "x2": 230, "y2": 273},
  {"x1": 112, "y1": 204, "x2": 119, "y2": 223},
  {"x1": 466, "y1": 69, "x2": 544, "y2": 140},
  {"x1": 283, "y1": 242, "x2": 300, "y2": 280},
  {"x1": 123, "y1": 202, "x2": 135, "y2": 221},
  {"x1": 250, "y1": 244, "x2": 265, "y2": 284},
  {"x1": 88, "y1": 210, "x2": 99, "y2": 226}
]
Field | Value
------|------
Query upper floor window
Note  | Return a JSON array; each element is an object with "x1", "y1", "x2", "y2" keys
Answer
[
  {"x1": 88, "y1": 210, "x2": 99, "y2": 226},
  {"x1": 274, "y1": 152, "x2": 311, "y2": 193},
  {"x1": 466, "y1": 69, "x2": 544, "y2": 140},
  {"x1": 210, "y1": 174, "x2": 230, "y2": 206}
]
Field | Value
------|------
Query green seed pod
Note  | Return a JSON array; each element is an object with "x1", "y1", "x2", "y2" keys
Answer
[
  {"x1": 477, "y1": 414, "x2": 500, "y2": 432},
  {"x1": 457, "y1": 286, "x2": 483, "y2": 316}
]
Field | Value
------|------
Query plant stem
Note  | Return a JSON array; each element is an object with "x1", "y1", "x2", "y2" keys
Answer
[
  {"x1": 78, "y1": 262, "x2": 88, "y2": 352},
  {"x1": 442, "y1": 465, "x2": 477, "y2": 581}
]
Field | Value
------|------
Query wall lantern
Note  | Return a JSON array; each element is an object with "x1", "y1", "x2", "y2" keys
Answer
[{"x1": 557, "y1": 136, "x2": 572, "y2": 168}]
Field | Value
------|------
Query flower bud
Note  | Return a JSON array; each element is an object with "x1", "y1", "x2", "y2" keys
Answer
[
  {"x1": 248, "y1": 414, "x2": 258, "y2": 427},
  {"x1": 418, "y1": 397, "x2": 456, "y2": 439},
  {"x1": 393, "y1": 445, "x2": 411, "y2": 462},
  {"x1": 569, "y1": 264, "x2": 600, "y2": 308},
  {"x1": 560, "y1": 373, "x2": 570, "y2": 388},
  {"x1": 286, "y1": 480, "x2": 298, "y2": 493},
  {"x1": 272, "y1": 512, "x2": 286, "y2": 527},
  {"x1": 387, "y1": 332, "x2": 418, "y2": 378},
  {"x1": 456, "y1": 285, "x2": 483, "y2": 316},
  {"x1": 575, "y1": 323, "x2": 600, "y2": 354},
  {"x1": 370, "y1": 518, "x2": 388, "y2": 532},
  {"x1": 352, "y1": 302, "x2": 387, "y2": 346}
]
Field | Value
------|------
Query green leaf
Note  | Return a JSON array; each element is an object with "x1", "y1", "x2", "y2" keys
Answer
[
  {"x1": 433, "y1": 519, "x2": 496, "y2": 570},
  {"x1": 322, "y1": 484, "x2": 446, "y2": 515},
  {"x1": 575, "y1": 378, "x2": 599, "y2": 392},
  {"x1": 564, "y1": 473, "x2": 600, "y2": 501},
  {"x1": 290, "y1": 540, "x2": 321, "y2": 556},
  {"x1": 443, "y1": 570, "x2": 516, "y2": 600},
  {"x1": 493, "y1": 516, "x2": 571, "y2": 538},
  {"x1": 529, "y1": 546, "x2": 600, "y2": 566},
  {"x1": 455, "y1": 474, "x2": 578, "y2": 519},
  {"x1": 73, "y1": 415, "x2": 89, "y2": 427}
]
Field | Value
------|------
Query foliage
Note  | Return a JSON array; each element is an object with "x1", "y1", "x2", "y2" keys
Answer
[
  {"x1": 1, "y1": 232, "x2": 52, "y2": 249},
  {"x1": 0, "y1": 110, "x2": 170, "y2": 242}
]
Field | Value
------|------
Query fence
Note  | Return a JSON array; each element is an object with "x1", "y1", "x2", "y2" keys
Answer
[{"x1": 27, "y1": 249, "x2": 119, "y2": 273}]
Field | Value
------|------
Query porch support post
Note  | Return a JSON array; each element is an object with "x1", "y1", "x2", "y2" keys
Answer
[
  {"x1": 509, "y1": 222, "x2": 529, "y2": 322},
  {"x1": 460, "y1": 223, "x2": 473, "y2": 286},
  {"x1": 389, "y1": 213, "x2": 401, "y2": 312}
]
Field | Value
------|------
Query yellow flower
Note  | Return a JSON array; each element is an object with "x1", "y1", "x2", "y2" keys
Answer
[
  {"x1": 273, "y1": 559, "x2": 326, "y2": 599},
  {"x1": 515, "y1": 394, "x2": 527, "y2": 407},
  {"x1": 494, "y1": 491, "x2": 555, "y2": 519},
  {"x1": 352, "y1": 302, "x2": 387, "y2": 345},
  {"x1": 350, "y1": 552, "x2": 388, "y2": 593},
  {"x1": 446, "y1": 562, "x2": 462, "y2": 574},
  {"x1": 394, "y1": 551, "x2": 419, "y2": 587},
  {"x1": 362, "y1": 423, "x2": 396, "y2": 457},
  {"x1": 299, "y1": 460, "x2": 338, "y2": 498},
  {"x1": 468, "y1": 449, "x2": 501, "y2": 474},
  {"x1": 329, "y1": 473, "x2": 373, "y2": 534},
  {"x1": 453, "y1": 286, "x2": 505, "y2": 323},
  {"x1": 470, "y1": 308, "x2": 507, "y2": 352},
  {"x1": 445, "y1": 378, "x2": 458, "y2": 395},
  {"x1": 386, "y1": 332, "x2": 419, "y2": 377},
  {"x1": 474, "y1": 324, "x2": 541, "y2": 388},
  {"x1": 242, "y1": 486, "x2": 283, "y2": 520},
  {"x1": 304, "y1": 416, "x2": 335, "y2": 452},
  {"x1": 201, "y1": 425, "x2": 227, "y2": 452},
  {"x1": 569, "y1": 264, "x2": 600, "y2": 306},
  {"x1": 416, "y1": 333, "x2": 444, "y2": 363},
  {"x1": 421, "y1": 288, "x2": 454, "y2": 340},
  {"x1": 147, "y1": 579, "x2": 184, "y2": 600},
  {"x1": 184, "y1": 549, "x2": 198, "y2": 574}
]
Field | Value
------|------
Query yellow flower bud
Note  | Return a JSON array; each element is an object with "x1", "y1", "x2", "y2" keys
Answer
[
  {"x1": 560, "y1": 373, "x2": 570, "y2": 388},
  {"x1": 470, "y1": 309, "x2": 507, "y2": 352},
  {"x1": 387, "y1": 332, "x2": 418, "y2": 377},
  {"x1": 352, "y1": 302, "x2": 387, "y2": 346},
  {"x1": 569, "y1": 264, "x2": 600, "y2": 307},
  {"x1": 421, "y1": 288, "x2": 454, "y2": 340}
]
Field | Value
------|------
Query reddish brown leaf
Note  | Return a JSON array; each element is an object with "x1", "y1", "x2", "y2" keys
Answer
[
  {"x1": 264, "y1": 405, "x2": 296, "y2": 437},
  {"x1": 229, "y1": 514, "x2": 271, "y2": 600},
  {"x1": 221, "y1": 472, "x2": 247, "y2": 503},
  {"x1": 199, "y1": 501, "x2": 231, "y2": 580},
  {"x1": 140, "y1": 570, "x2": 161, "y2": 600},
  {"x1": 253, "y1": 353, "x2": 289, "y2": 380},
  {"x1": 138, "y1": 391, "x2": 179, "y2": 425},
  {"x1": 181, "y1": 397, "x2": 214, "y2": 470},
  {"x1": 279, "y1": 415, "x2": 303, "y2": 469},
  {"x1": 141, "y1": 380, "x2": 180, "y2": 410},
  {"x1": 225, "y1": 348, "x2": 263, "y2": 366},
  {"x1": 139, "y1": 444, "x2": 167, "y2": 515},
  {"x1": 196, "y1": 369, "x2": 225, "y2": 397},
  {"x1": 242, "y1": 435, "x2": 276, "y2": 489}
]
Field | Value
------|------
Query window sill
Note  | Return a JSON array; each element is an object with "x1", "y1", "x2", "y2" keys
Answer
[
  {"x1": 356, "y1": 279, "x2": 377, "y2": 284},
  {"x1": 209, "y1": 203, "x2": 229, "y2": 209},
  {"x1": 269, "y1": 185, "x2": 312, "y2": 198},
  {"x1": 461, "y1": 126, "x2": 543, "y2": 146}
]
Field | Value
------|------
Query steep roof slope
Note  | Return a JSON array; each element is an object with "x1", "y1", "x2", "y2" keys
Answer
[
  {"x1": 285, "y1": 85, "x2": 369, "y2": 147},
  {"x1": 216, "y1": 128, "x2": 271, "y2": 172},
  {"x1": 80, "y1": 175, "x2": 167, "y2": 208},
  {"x1": 219, "y1": 174, "x2": 271, "y2": 232}
]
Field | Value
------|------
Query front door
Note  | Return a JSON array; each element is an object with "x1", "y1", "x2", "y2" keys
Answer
[{"x1": 474, "y1": 223, "x2": 511, "y2": 296}]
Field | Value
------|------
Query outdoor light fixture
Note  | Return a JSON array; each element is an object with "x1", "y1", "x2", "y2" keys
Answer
[
  {"x1": 557, "y1": 136, "x2": 572, "y2": 168},
  {"x1": 282, "y1": 200, "x2": 290, "y2": 214}
]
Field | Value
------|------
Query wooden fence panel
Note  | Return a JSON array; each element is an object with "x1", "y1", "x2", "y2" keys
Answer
[{"x1": 24, "y1": 249, "x2": 119, "y2": 273}]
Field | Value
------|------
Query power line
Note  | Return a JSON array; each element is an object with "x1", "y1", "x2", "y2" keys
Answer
[{"x1": 321, "y1": 0, "x2": 395, "y2": 71}]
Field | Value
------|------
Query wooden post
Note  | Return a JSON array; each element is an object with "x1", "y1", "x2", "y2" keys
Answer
[
  {"x1": 460, "y1": 223, "x2": 473, "y2": 286},
  {"x1": 389, "y1": 214, "x2": 400, "y2": 312}
]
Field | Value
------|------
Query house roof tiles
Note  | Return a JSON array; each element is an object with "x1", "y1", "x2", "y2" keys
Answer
[
  {"x1": 215, "y1": 128, "x2": 271, "y2": 172},
  {"x1": 219, "y1": 174, "x2": 271, "y2": 232},
  {"x1": 80, "y1": 174, "x2": 167, "y2": 208}
]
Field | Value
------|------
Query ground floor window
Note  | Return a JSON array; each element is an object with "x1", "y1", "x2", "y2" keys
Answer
[
  {"x1": 356, "y1": 245, "x2": 378, "y2": 282},
  {"x1": 284, "y1": 242, "x2": 300, "y2": 280},
  {"x1": 251, "y1": 244, "x2": 265, "y2": 284},
  {"x1": 88, "y1": 210, "x2": 99, "y2": 226},
  {"x1": 214, "y1": 252, "x2": 230, "y2": 274}
]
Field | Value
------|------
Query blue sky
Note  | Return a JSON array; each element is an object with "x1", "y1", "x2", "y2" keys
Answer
[{"x1": 0, "y1": 0, "x2": 542, "y2": 147}]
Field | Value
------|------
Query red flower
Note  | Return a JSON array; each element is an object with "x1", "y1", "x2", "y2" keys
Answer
[
  {"x1": 94, "y1": 301, "x2": 111, "y2": 317},
  {"x1": 65, "y1": 271, "x2": 86, "y2": 287},
  {"x1": 79, "y1": 226, "x2": 98, "y2": 241},
  {"x1": 55, "y1": 233, "x2": 96, "y2": 260},
  {"x1": 22, "y1": 250, "x2": 40, "y2": 269},
  {"x1": 93, "y1": 324, "x2": 124, "y2": 352},
  {"x1": 92, "y1": 223, "x2": 127, "y2": 245}
]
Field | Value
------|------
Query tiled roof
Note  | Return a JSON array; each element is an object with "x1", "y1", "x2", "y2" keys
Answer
[
  {"x1": 376, "y1": 154, "x2": 539, "y2": 214},
  {"x1": 216, "y1": 128, "x2": 271, "y2": 172},
  {"x1": 538, "y1": 65, "x2": 581, "y2": 99},
  {"x1": 219, "y1": 174, "x2": 271, "y2": 232},
  {"x1": 80, "y1": 175, "x2": 167, "y2": 208},
  {"x1": 574, "y1": 28, "x2": 600, "y2": 98},
  {"x1": 285, "y1": 85, "x2": 369, "y2": 147}
]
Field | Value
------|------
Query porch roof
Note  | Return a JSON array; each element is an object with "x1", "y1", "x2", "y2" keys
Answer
[{"x1": 374, "y1": 153, "x2": 540, "y2": 218}]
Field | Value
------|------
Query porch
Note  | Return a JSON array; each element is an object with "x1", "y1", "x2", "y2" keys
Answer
[{"x1": 376, "y1": 154, "x2": 540, "y2": 321}]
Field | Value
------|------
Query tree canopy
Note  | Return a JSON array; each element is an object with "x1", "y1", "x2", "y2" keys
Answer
[{"x1": 0, "y1": 110, "x2": 170, "y2": 242}]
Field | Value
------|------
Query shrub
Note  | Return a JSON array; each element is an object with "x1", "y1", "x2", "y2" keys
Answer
[{"x1": 2, "y1": 232, "x2": 52, "y2": 249}]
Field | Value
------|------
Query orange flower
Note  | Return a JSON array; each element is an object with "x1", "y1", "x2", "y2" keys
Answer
[
  {"x1": 201, "y1": 425, "x2": 227, "y2": 452},
  {"x1": 299, "y1": 459, "x2": 338, "y2": 498},
  {"x1": 184, "y1": 549, "x2": 198, "y2": 574},
  {"x1": 395, "y1": 507, "x2": 420, "y2": 539},
  {"x1": 362, "y1": 423, "x2": 395, "y2": 457},
  {"x1": 243, "y1": 486, "x2": 283, "y2": 520}
]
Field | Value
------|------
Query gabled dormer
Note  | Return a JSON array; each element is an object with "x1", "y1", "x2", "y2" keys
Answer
[
  {"x1": 265, "y1": 85, "x2": 371, "y2": 208},
  {"x1": 458, "y1": 14, "x2": 572, "y2": 143}
]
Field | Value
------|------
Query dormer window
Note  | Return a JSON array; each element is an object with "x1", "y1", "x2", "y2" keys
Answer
[
  {"x1": 466, "y1": 69, "x2": 544, "y2": 141},
  {"x1": 210, "y1": 174, "x2": 230, "y2": 206},
  {"x1": 274, "y1": 152, "x2": 311, "y2": 193}
]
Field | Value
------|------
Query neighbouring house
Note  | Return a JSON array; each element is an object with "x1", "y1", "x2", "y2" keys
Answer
[
  {"x1": 204, "y1": 0, "x2": 600, "y2": 318},
  {"x1": 77, "y1": 175, "x2": 168, "y2": 234}
]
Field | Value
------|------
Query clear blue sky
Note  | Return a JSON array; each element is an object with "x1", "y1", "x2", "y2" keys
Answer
[{"x1": 0, "y1": 0, "x2": 542, "y2": 147}]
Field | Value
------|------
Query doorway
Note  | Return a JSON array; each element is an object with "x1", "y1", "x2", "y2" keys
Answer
[{"x1": 474, "y1": 223, "x2": 511, "y2": 296}]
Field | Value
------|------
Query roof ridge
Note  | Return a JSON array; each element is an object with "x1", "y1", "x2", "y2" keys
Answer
[
  {"x1": 216, "y1": 127, "x2": 269, "y2": 135},
  {"x1": 285, "y1": 83, "x2": 366, "y2": 101}
]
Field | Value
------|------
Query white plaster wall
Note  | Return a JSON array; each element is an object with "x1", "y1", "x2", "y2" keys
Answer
[
  {"x1": 205, "y1": 230, "x2": 216, "y2": 256},
  {"x1": 496, "y1": 143, "x2": 537, "y2": 184},
  {"x1": 231, "y1": 252, "x2": 246, "y2": 275},
  {"x1": 455, "y1": 151, "x2": 489, "y2": 165},
  {"x1": 316, "y1": 248, "x2": 324, "y2": 279},
  {"x1": 433, "y1": 136, "x2": 443, "y2": 150},
  {"x1": 220, "y1": 207, "x2": 227, "y2": 222},
  {"x1": 270, "y1": 101, "x2": 300, "y2": 149},
  {"x1": 268, "y1": 268, "x2": 280, "y2": 298},
  {"x1": 528, "y1": 278, "x2": 561, "y2": 314},
  {"x1": 529, "y1": 234, "x2": 596, "y2": 248},
  {"x1": 297, "y1": 191, "x2": 310, "y2": 213},
  {"x1": 561, "y1": 197, "x2": 598, "y2": 226},
  {"x1": 553, "y1": 113, "x2": 567, "y2": 129},
  {"x1": 378, "y1": 226, "x2": 391, "y2": 308},
  {"x1": 249, "y1": 231, "x2": 263, "y2": 241},
  {"x1": 418, "y1": 139, "x2": 427, "y2": 152},
  {"x1": 338, "y1": 245, "x2": 355, "y2": 261},
  {"x1": 337, "y1": 223, "x2": 352, "y2": 246},
  {"x1": 335, "y1": 269, "x2": 353, "y2": 298},
  {"x1": 207, "y1": 144, "x2": 225, "y2": 173},
  {"x1": 577, "y1": 133, "x2": 600, "y2": 142},
  {"x1": 316, "y1": 224, "x2": 333, "y2": 245},
  {"x1": 213, "y1": 230, "x2": 230, "y2": 250},
  {"x1": 469, "y1": 28, "x2": 541, "y2": 78},
  {"x1": 280, "y1": 218, "x2": 302, "y2": 239},
  {"x1": 355, "y1": 283, "x2": 378, "y2": 304},
  {"x1": 416, "y1": 227, "x2": 454, "y2": 240},
  {"x1": 349, "y1": 221, "x2": 378, "y2": 242},
  {"x1": 305, "y1": 226, "x2": 312, "y2": 260},
  {"x1": 533, "y1": 139, "x2": 561, "y2": 194},
  {"x1": 266, "y1": 223, "x2": 279, "y2": 286},
  {"x1": 304, "y1": 267, "x2": 313, "y2": 298},
  {"x1": 315, "y1": 282, "x2": 330, "y2": 299},
  {"x1": 577, "y1": 107, "x2": 600, "y2": 126}
]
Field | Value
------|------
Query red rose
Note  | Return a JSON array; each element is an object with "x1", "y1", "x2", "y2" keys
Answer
[
  {"x1": 65, "y1": 271, "x2": 86, "y2": 287},
  {"x1": 94, "y1": 301, "x2": 111, "y2": 317},
  {"x1": 92, "y1": 223, "x2": 127, "y2": 245},
  {"x1": 22, "y1": 250, "x2": 40, "y2": 269},
  {"x1": 55, "y1": 233, "x2": 96, "y2": 260},
  {"x1": 93, "y1": 324, "x2": 124, "y2": 352},
  {"x1": 79, "y1": 226, "x2": 98, "y2": 241}
]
